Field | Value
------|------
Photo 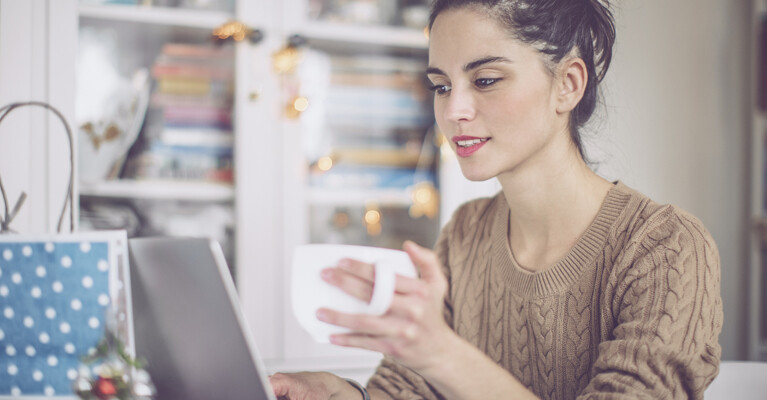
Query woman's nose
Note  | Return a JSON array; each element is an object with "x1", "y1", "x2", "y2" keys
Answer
[{"x1": 442, "y1": 87, "x2": 476, "y2": 124}]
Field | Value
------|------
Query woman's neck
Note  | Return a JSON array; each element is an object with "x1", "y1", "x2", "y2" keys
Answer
[{"x1": 496, "y1": 146, "x2": 612, "y2": 273}]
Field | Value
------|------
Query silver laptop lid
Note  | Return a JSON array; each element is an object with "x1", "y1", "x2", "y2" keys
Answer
[{"x1": 128, "y1": 237, "x2": 275, "y2": 400}]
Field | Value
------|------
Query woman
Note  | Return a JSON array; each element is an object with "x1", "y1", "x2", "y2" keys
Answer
[{"x1": 270, "y1": 0, "x2": 723, "y2": 398}]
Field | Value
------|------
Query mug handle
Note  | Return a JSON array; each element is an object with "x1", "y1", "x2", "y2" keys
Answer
[{"x1": 366, "y1": 259, "x2": 399, "y2": 315}]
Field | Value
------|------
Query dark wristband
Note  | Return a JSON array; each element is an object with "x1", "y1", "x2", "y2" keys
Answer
[{"x1": 344, "y1": 378, "x2": 371, "y2": 400}]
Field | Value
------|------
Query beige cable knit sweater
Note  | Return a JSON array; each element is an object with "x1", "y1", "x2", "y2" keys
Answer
[{"x1": 367, "y1": 182, "x2": 723, "y2": 399}]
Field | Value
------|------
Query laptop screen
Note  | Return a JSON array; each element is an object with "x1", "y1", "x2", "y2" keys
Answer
[{"x1": 128, "y1": 237, "x2": 275, "y2": 400}]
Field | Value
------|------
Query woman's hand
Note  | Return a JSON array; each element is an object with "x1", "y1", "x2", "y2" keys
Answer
[
  {"x1": 269, "y1": 371, "x2": 362, "y2": 400},
  {"x1": 317, "y1": 240, "x2": 456, "y2": 372}
]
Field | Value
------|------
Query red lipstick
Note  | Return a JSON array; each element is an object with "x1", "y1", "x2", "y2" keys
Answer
[{"x1": 452, "y1": 135, "x2": 490, "y2": 158}]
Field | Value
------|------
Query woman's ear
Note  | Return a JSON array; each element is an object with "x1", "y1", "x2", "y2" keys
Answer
[{"x1": 556, "y1": 57, "x2": 588, "y2": 114}]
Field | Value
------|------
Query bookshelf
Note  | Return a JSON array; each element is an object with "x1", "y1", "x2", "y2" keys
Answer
[
  {"x1": 751, "y1": 0, "x2": 767, "y2": 361},
  {"x1": 73, "y1": 0, "x2": 437, "y2": 383}
]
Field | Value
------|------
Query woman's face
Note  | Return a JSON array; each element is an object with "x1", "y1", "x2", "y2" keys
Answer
[{"x1": 427, "y1": 8, "x2": 566, "y2": 182}]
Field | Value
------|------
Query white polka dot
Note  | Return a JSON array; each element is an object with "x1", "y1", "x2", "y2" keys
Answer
[
  {"x1": 45, "y1": 242, "x2": 54, "y2": 252},
  {"x1": 22, "y1": 246, "x2": 32, "y2": 257},
  {"x1": 60, "y1": 322, "x2": 71, "y2": 334},
  {"x1": 88, "y1": 347, "x2": 96, "y2": 356},
  {"x1": 23, "y1": 316, "x2": 34, "y2": 328},
  {"x1": 45, "y1": 308, "x2": 56, "y2": 319},
  {"x1": 67, "y1": 369, "x2": 78, "y2": 380},
  {"x1": 0, "y1": 285, "x2": 9, "y2": 297},
  {"x1": 36, "y1": 265, "x2": 46, "y2": 277},
  {"x1": 47, "y1": 355, "x2": 58, "y2": 366},
  {"x1": 0, "y1": 328, "x2": 4, "y2": 340},
  {"x1": 88, "y1": 317, "x2": 100, "y2": 329},
  {"x1": 3, "y1": 249, "x2": 12, "y2": 260},
  {"x1": 44, "y1": 385, "x2": 55, "y2": 396},
  {"x1": 30, "y1": 286, "x2": 42, "y2": 298},
  {"x1": 6, "y1": 344, "x2": 16, "y2": 356},
  {"x1": 80, "y1": 242, "x2": 91, "y2": 253},
  {"x1": 98, "y1": 259, "x2": 109, "y2": 272},
  {"x1": 4, "y1": 307, "x2": 14, "y2": 319},
  {"x1": 39, "y1": 332, "x2": 50, "y2": 344},
  {"x1": 98, "y1": 294, "x2": 110, "y2": 306},
  {"x1": 64, "y1": 343, "x2": 75, "y2": 354},
  {"x1": 11, "y1": 273, "x2": 21, "y2": 284},
  {"x1": 0, "y1": 266, "x2": 2, "y2": 278},
  {"x1": 10, "y1": 386, "x2": 20, "y2": 395},
  {"x1": 33, "y1": 370, "x2": 43, "y2": 381},
  {"x1": 8, "y1": 365, "x2": 18, "y2": 376},
  {"x1": 52, "y1": 281, "x2": 63, "y2": 292},
  {"x1": 25, "y1": 345, "x2": 35, "y2": 357},
  {"x1": 71, "y1": 299, "x2": 82, "y2": 311},
  {"x1": 61, "y1": 256, "x2": 72, "y2": 268},
  {"x1": 82, "y1": 276, "x2": 94, "y2": 288}
]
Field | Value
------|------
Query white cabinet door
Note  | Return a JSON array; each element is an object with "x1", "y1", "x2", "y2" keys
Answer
[{"x1": 0, "y1": 0, "x2": 77, "y2": 234}]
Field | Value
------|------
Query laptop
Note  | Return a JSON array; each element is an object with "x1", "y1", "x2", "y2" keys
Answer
[{"x1": 128, "y1": 237, "x2": 276, "y2": 400}]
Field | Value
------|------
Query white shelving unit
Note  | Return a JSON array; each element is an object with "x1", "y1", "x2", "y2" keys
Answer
[
  {"x1": 79, "y1": 180, "x2": 235, "y2": 201},
  {"x1": 79, "y1": 3, "x2": 230, "y2": 28},
  {"x1": 295, "y1": 21, "x2": 428, "y2": 50},
  {"x1": 751, "y1": 0, "x2": 767, "y2": 361},
  {"x1": 73, "y1": 0, "x2": 438, "y2": 384}
]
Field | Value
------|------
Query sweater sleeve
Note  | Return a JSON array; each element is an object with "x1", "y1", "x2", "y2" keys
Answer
[
  {"x1": 577, "y1": 210, "x2": 723, "y2": 399},
  {"x1": 365, "y1": 204, "x2": 460, "y2": 400}
]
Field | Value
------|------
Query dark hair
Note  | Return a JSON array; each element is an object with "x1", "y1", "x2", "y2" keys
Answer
[{"x1": 429, "y1": 0, "x2": 616, "y2": 161}]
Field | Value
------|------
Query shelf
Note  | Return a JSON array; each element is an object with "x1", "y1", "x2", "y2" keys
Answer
[
  {"x1": 307, "y1": 187, "x2": 414, "y2": 206},
  {"x1": 79, "y1": 180, "x2": 235, "y2": 201},
  {"x1": 79, "y1": 4, "x2": 232, "y2": 30},
  {"x1": 296, "y1": 21, "x2": 429, "y2": 50}
]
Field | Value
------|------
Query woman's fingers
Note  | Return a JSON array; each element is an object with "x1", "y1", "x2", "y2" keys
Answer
[
  {"x1": 317, "y1": 307, "x2": 414, "y2": 337},
  {"x1": 321, "y1": 267, "x2": 373, "y2": 302},
  {"x1": 322, "y1": 262, "x2": 427, "y2": 302}
]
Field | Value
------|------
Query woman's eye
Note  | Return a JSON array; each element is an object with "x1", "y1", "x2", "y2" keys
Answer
[
  {"x1": 475, "y1": 78, "x2": 500, "y2": 88},
  {"x1": 429, "y1": 84, "x2": 452, "y2": 95}
]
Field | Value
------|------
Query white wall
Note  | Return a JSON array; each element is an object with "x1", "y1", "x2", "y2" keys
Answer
[{"x1": 590, "y1": 0, "x2": 751, "y2": 360}]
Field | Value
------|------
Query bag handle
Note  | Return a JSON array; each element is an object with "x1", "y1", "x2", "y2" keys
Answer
[{"x1": 0, "y1": 101, "x2": 75, "y2": 234}]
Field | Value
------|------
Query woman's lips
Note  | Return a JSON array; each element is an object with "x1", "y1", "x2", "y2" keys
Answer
[{"x1": 452, "y1": 135, "x2": 490, "y2": 158}]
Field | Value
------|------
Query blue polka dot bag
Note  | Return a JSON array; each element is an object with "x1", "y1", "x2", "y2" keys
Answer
[
  {"x1": 0, "y1": 103, "x2": 134, "y2": 398},
  {"x1": 0, "y1": 232, "x2": 133, "y2": 398}
]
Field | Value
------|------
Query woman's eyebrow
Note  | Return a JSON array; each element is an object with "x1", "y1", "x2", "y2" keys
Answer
[
  {"x1": 425, "y1": 66, "x2": 445, "y2": 76},
  {"x1": 426, "y1": 56, "x2": 513, "y2": 76},
  {"x1": 464, "y1": 56, "x2": 512, "y2": 71}
]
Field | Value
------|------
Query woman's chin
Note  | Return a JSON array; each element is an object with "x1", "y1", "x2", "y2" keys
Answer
[{"x1": 459, "y1": 168, "x2": 496, "y2": 183}]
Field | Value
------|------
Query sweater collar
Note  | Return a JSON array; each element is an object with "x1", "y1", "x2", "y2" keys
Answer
[{"x1": 491, "y1": 181, "x2": 632, "y2": 297}]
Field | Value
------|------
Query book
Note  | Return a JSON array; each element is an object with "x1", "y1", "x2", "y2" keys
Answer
[
  {"x1": 330, "y1": 147, "x2": 432, "y2": 168},
  {"x1": 161, "y1": 43, "x2": 234, "y2": 60},
  {"x1": 157, "y1": 76, "x2": 233, "y2": 96},
  {"x1": 152, "y1": 62, "x2": 233, "y2": 81},
  {"x1": 163, "y1": 106, "x2": 232, "y2": 129}
]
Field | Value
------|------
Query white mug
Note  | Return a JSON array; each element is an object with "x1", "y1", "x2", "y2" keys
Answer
[{"x1": 292, "y1": 244, "x2": 417, "y2": 343}]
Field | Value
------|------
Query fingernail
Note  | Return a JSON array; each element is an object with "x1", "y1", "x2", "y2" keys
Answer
[
  {"x1": 316, "y1": 309, "x2": 328, "y2": 321},
  {"x1": 337, "y1": 259, "x2": 350, "y2": 268},
  {"x1": 320, "y1": 268, "x2": 333, "y2": 280}
]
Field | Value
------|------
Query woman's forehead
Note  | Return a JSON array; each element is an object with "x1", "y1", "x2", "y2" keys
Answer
[{"x1": 428, "y1": 10, "x2": 531, "y2": 71}]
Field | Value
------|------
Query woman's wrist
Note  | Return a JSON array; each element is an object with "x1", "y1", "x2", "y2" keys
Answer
[{"x1": 343, "y1": 378, "x2": 370, "y2": 400}]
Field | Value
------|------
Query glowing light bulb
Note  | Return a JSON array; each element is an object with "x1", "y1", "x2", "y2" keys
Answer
[
  {"x1": 317, "y1": 156, "x2": 333, "y2": 171},
  {"x1": 293, "y1": 96, "x2": 309, "y2": 112},
  {"x1": 364, "y1": 210, "x2": 381, "y2": 225}
]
